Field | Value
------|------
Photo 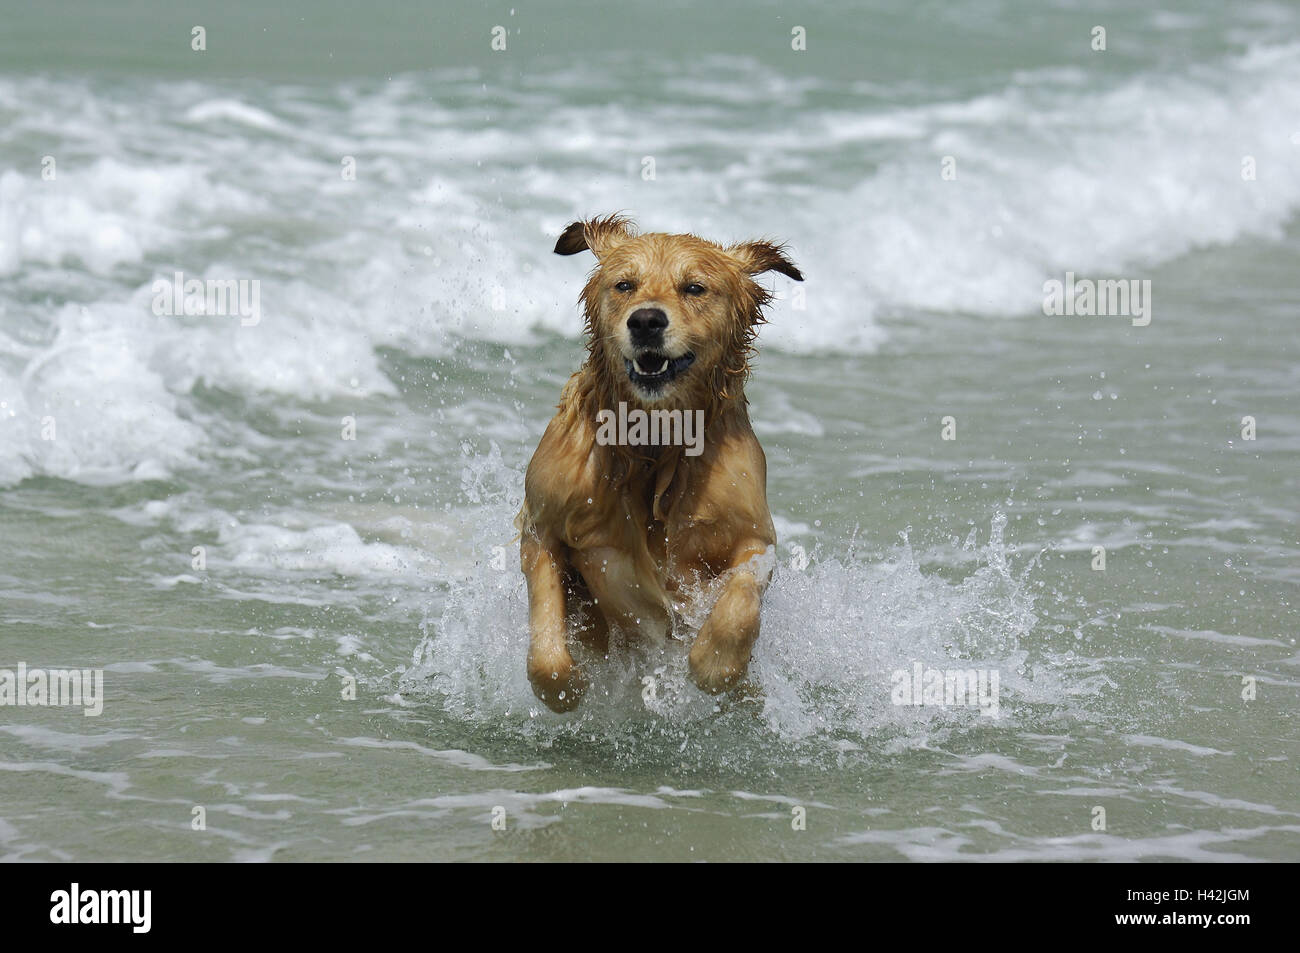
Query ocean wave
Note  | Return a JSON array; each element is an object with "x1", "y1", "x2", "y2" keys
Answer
[{"x1": 2, "y1": 43, "x2": 1299, "y2": 485}]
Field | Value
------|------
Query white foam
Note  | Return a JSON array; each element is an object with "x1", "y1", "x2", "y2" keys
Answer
[
  {"x1": 814, "y1": 45, "x2": 1300, "y2": 319},
  {"x1": 0, "y1": 301, "x2": 205, "y2": 485}
]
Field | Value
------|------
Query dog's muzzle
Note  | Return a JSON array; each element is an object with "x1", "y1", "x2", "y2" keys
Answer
[{"x1": 625, "y1": 350, "x2": 696, "y2": 391}]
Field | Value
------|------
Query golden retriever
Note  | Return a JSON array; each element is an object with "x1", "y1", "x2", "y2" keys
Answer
[{"x1": 518, "y1": 215, "x2": 802, "y2": 712}]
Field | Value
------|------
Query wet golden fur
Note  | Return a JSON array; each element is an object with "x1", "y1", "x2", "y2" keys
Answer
[{"x1": 518, "y1": 215, "x2": 802, "y2": 711}]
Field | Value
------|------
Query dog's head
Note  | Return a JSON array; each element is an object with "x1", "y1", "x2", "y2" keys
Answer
[{"x1": 555, "y1": 214, "x2": 802, "y2": 408}]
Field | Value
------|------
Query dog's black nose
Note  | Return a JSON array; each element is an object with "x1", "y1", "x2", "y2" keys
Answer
[{"x1": 627, "y1": 308, "x2": 668, "y2": 343}]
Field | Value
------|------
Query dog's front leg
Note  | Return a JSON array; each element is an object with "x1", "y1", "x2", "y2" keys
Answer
[
  {"x1": 521, "y1": 534, "x2": 585, "y2": 712},
  {"x1": 688, "y1": 541, "x2": 774, "y2": 693}
]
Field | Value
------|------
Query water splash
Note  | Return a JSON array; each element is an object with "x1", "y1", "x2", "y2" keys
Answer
[{"x1": 400, "y1": 453, "x2": 1076, "y2": 767}]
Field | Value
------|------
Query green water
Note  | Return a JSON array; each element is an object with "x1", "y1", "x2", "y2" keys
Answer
[{"x1": 1, "y1": 0, "x2": 1298, "y2": 860}]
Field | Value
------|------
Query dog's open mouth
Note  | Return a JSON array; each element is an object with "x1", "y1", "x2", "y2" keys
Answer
[{"x1": 625, "y1": 351, "x2": 695, "y2": 388}]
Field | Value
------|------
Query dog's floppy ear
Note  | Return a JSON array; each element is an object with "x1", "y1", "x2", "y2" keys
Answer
[
  {"x1": 554, "y1": 214, "x2": 636, "y2": 260},
  {"x1": 727, "y1": 239, "x2": 804, "y2": 281}
]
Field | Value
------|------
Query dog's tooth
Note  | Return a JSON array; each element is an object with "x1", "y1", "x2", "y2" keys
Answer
[{"x1": 634, "y1": 357, "x2": 668, "y2": 376}]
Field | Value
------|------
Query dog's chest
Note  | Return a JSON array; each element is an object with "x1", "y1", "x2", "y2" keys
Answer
[{"x1": 644, "y1": 509, "x2": 731, "y2": 582}]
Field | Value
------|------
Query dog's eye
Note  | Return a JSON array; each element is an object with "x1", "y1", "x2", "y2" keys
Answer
[
  {"x1": 615, "y1": 280, "x2": 635, "y2": 292},
  {"x1": 684, "y1": 283, "x2": 706, "y2": 296}
]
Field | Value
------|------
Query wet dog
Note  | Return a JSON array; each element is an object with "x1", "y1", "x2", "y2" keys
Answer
[{"x1": 518, "y1": 215, "x2": 802, "y2": 711}]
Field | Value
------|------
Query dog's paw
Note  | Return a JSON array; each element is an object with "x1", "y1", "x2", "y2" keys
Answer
[
  {"x1": 528, "y1": 656, "x2": 587, "y2": 713},
  {"x1": 687, "y1": 634, "x2": 752, "y2": 694}
]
